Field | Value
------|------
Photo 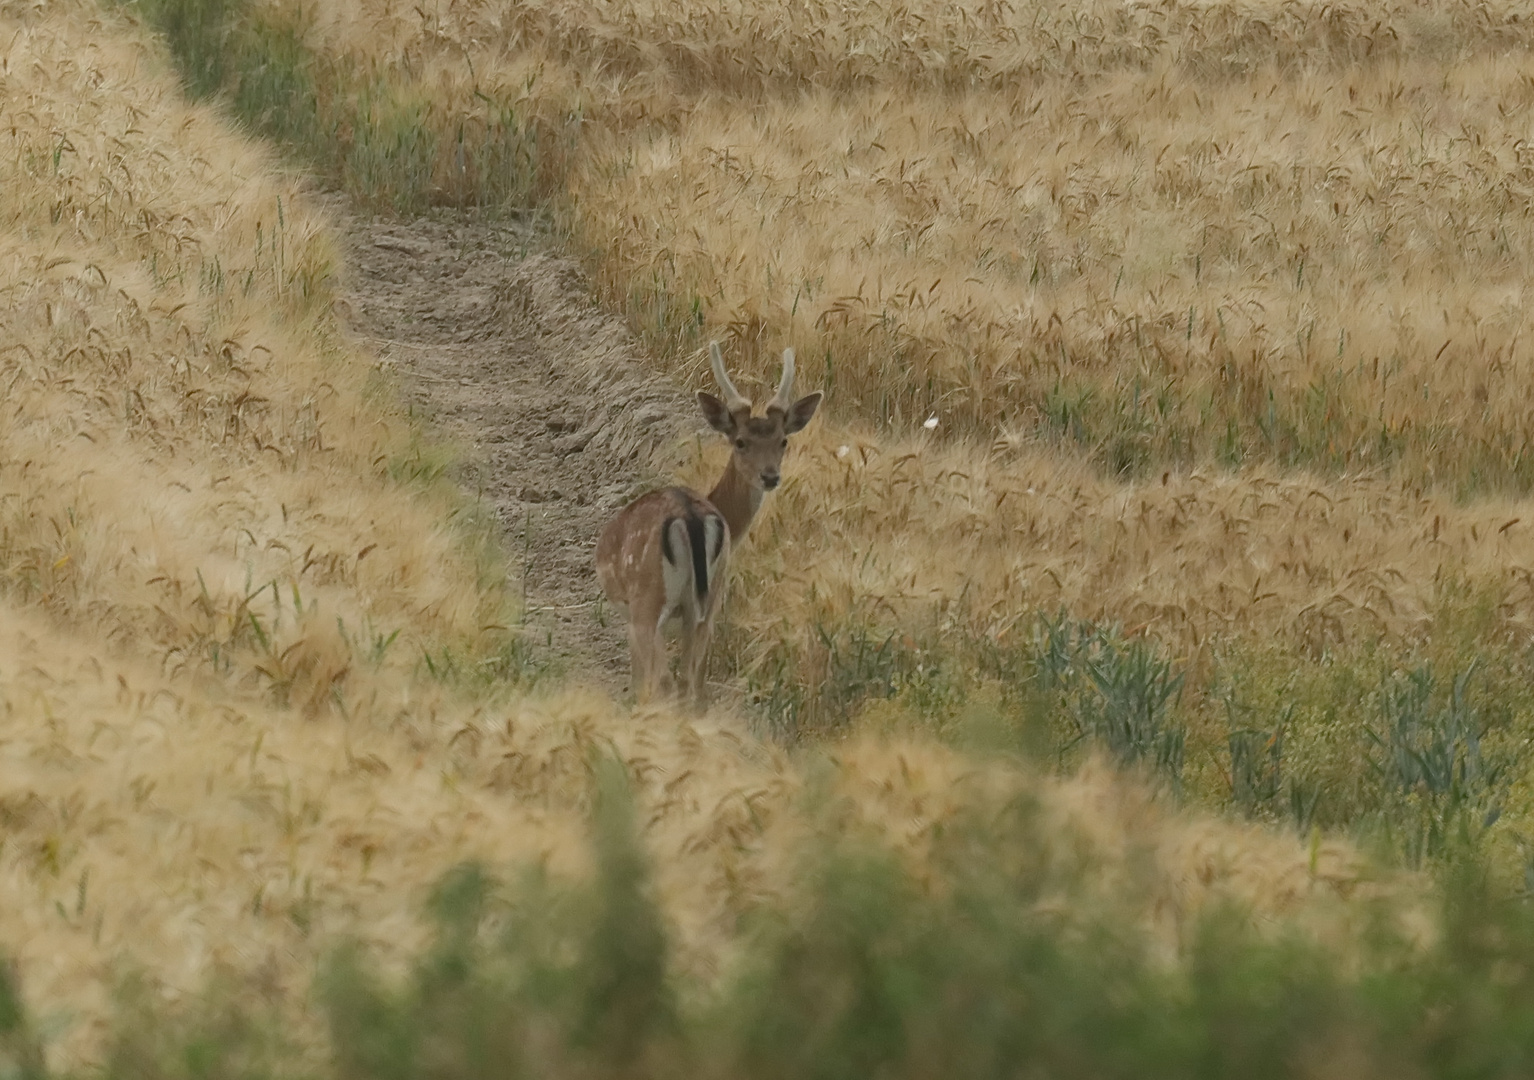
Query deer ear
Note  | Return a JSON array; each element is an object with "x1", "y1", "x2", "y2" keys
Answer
[
  {"x1": 697, "y1": 392, "x2": 737, "y2": 434},
  {"x1": 782, "y1": 392, "x2": 822, "y2": 434}
]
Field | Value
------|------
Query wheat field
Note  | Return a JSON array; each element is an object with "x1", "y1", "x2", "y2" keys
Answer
[
  {"x1": 271, "y1": 0, "x2": 1534, "y2": 491},
  {"x1": 209, "y1": 0, "x2": 1534, "y2": 705},
  {"x1": 193, "y1": 0, "x2": 1534, "y2": 830},
  {"x1": 0, "y1": 0, "x2": 1412, "y2": 1067}
]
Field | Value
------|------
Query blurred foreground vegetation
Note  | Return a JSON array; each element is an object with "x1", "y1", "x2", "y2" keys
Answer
[{"x1": 8, "y1": 762, "x2": 1534, "y2": 1079}]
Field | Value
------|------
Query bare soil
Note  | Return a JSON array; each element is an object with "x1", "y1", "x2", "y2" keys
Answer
[{"x1": 333, "y1": 207, "x2": 703, "y2": 693}]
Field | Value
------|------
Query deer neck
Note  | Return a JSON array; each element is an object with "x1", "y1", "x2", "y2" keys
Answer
[{"x1": 707, "y1": 458, "x2": 763, "y2": 544}]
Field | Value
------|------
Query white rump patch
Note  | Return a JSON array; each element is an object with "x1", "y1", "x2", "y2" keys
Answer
[
  {"x1": 704, "y1": 515, "x2": 726, "y2": 575},
  {"x1": 697, "y1": 515, "x2": 728, "y2": 624},
  {"x1": 661, "y1": 518, "x2": 692, "y2": 617}
]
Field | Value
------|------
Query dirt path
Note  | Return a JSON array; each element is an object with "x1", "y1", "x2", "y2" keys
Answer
[{"x1": 333, "y1": 208, "x2": 701, "y2": 693}]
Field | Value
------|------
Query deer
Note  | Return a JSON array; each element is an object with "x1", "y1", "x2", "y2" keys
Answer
[{"x1": 595, "y1": 341, "x2": 821, "y2": 707}]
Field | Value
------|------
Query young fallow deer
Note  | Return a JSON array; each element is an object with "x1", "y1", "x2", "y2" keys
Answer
[{"x1": 596, "y1": 342, "x2": 821, "y2": 706}]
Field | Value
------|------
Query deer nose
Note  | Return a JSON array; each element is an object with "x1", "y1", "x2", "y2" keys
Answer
[{"x1": 761, "y1": 469, "x2": 780, "y2": 490}]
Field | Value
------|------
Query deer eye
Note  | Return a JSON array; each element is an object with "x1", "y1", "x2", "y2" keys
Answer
[
  {"x1": 735, "y1": 438, "x2": 746, "y2": 450},
  {"x1": 780, "y1": 438, "x2": 788, "y2": 448}
]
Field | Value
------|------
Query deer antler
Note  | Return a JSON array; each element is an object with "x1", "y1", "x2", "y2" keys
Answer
[
  {"x1": 709, "y1": 341, "x2": 752, "y2": 413},
  {"x1": 768, "y1": 347, "x2": 796, "y2": 414}
]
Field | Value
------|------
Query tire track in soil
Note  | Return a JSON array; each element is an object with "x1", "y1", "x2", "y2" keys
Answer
[{"x1": 333, "y1": 209, "x2": 702, "y2": 694}]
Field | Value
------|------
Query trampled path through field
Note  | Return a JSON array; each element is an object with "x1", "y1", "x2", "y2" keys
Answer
[{"x1": 332, "y1": 206, "x2": 701, "y2": 693}]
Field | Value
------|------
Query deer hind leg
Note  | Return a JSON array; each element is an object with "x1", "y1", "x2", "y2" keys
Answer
[
  {"x1": 679, "y1": 518, "x2": 729, "y2": 710},
  {"x1": 630, "y1": 623, "x2": 673, "y2": 703},
  {"x1": 625, "y1": 620, "x2": 654, "y2": 703},
  {"x1": 678, "y1": 610, "x2": 708, "y2": 711},
  {"x1": 626, "y1": 595, "x2": 671, "y2": 703},
  {"x1": 653, "y1": 603, "x2": 677, "y2": 699},
  {"x1": 680, "y1": 577, "x2": 728, "y2": 711}
]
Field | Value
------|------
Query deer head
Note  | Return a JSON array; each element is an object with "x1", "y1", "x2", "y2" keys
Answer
[{"x1": 697, "y1": 342, "x2": 821, "y2": 492}]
